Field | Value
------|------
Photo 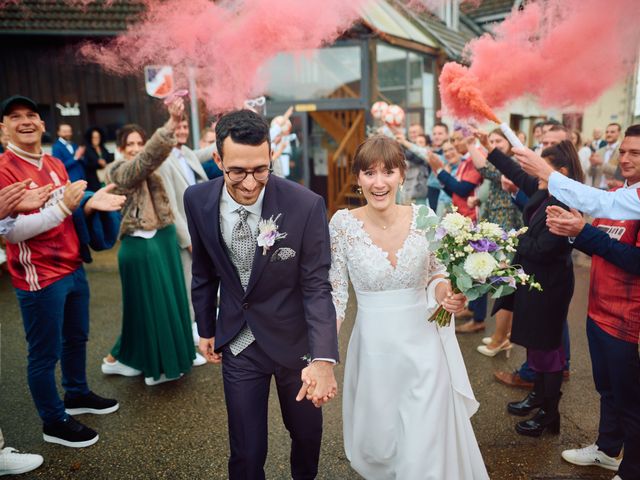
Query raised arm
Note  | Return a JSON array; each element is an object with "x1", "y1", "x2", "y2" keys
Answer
[
  {"x1": 548, "y1": 172, "x2": 640, "y2": 220},
  {"x1": 107, "y1": 98, "x2": 184, "y2": 190},
  {"x1": 487, "y1": 148, "x2": 539, "y2": 197}
]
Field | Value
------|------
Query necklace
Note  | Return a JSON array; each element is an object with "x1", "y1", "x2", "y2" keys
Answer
[{"x1": 364, "y1": 205, "x2": 398, "y2": 231}]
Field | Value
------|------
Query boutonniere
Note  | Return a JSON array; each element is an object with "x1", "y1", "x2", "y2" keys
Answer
[{"x1": 257, "y1": 213, "x2": 287, "y2": 255}]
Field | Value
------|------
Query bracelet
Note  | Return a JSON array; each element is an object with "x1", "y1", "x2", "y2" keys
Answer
[{"x1": 57, "y1": 201, "x2": 72, "y2": 217}]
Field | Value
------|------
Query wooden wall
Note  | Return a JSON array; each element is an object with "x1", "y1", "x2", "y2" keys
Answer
[{"x1": 0, "y1": 36, "x2": 166, "y2": 145}]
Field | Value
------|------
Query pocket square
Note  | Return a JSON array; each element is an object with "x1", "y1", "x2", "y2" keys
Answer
[{"x1": 270, "y1": 247, "x2": 296, "y2": 262}]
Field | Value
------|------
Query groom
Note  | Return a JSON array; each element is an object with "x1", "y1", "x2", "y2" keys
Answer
[{"x1": 184, "y1": 109, "x2": 339, "y2": 480}]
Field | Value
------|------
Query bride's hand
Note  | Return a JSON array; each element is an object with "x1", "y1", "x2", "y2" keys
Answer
[{"x1": 436, "y1": 282, "x2": 467, "y2": 314}]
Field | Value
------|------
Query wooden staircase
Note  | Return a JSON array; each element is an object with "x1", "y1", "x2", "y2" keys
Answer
[{"x1": 309, "y1": 109, "x2": 366, "y2": 215}]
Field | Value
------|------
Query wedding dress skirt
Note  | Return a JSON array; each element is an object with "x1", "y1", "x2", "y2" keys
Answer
[{"x1": 342, "y1": 288, "x2": 489, "y2": 480}]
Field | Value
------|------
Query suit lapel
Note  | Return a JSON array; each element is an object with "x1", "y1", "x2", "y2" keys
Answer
[
  {"x1": 245, "y1": 178, "x2": 280, "y2": 296},
  {"x1": 185, "y1": 149, "x2": 208, "y2": 183},
  {"x1": 204, "y1": 180, "x2": 243, "y2": 292}
]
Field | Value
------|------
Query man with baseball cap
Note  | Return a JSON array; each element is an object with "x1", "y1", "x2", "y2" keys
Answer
[{"x1": 0, "y1": 95, "x2": 125, "y2": 448}]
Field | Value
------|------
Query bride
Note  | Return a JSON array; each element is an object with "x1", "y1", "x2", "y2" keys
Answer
[{"x1": 329, "y1": 135, "x2": 489, "y2": 479}]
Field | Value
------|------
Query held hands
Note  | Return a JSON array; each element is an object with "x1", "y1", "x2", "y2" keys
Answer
[
  {"x1": 165, "y1": 97, "x2": 185, "y2": 132},
  {"x1": 545, "y1": 206, "x2": 585, "y2": 237},
  {"x1": 296, "y1": 360, "x2": 338, "y2": 408},
  {"x1": 198, "y1": 337, "x2": 222, "y2": 364},
  {"x1": 435, "y1": 281, "x2": 467, "y2": 315},
  {"x1": 83, "y1": 183, "x2": 126, "y2": 215},
  {"x1": 467, "y1": 195, "x2": 480, "y2": 209}
]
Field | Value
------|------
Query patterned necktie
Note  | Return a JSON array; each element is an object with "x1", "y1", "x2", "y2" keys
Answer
[{"x1": 229, "y1": 206, "x2": 256, "y2": 355}]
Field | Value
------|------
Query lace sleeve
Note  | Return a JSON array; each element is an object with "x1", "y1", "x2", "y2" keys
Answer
[{"x1": 329, "y1": 211, "x2": 349, "y2": 332}]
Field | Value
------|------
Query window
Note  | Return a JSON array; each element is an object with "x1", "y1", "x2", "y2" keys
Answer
[
  {"x1": 88, "y1": 104, "x2": 126, "y2": 142},
  {"x1": 261, "y1": 45, "x2": 362, "y2": 102}
]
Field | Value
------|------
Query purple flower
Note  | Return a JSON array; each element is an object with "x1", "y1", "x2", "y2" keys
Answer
[
  {"x1": 489, "y1": 276, "x2": 517, "y2": 288},
  {"x1": 501, "y1": 231, "x2": 508, "y2": 240},
  {"x1": 469, "y1": 239, "x2": 499, "y2": 252},
  {"x1": 435, "y1": 226, "x2": 447, "y2": 241}
]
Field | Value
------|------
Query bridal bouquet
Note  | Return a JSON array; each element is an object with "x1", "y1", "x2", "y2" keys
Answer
[{"x1": 417, "y1": 208, "x2": 542, "y2": 327}]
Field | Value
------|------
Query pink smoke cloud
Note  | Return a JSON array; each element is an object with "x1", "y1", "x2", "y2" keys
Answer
[
  {"x1": 80, "y1": 0, "x2": 368, "y2": 113},
  {"x1": 440, "y1": 0, "x2": 640, "y2": 122}
]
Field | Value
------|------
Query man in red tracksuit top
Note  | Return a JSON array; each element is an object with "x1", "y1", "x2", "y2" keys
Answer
[
  {"x1": 0, "y1": 95, "x2": 122, "y2": 449},
  {"x1": 546, "y1": 124, "x2": 640, "y2": 479}
]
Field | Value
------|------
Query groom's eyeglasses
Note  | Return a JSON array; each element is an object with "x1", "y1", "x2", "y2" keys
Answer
[{"x1": 221, "y1": 162, "x2": 272, "y2": 183}]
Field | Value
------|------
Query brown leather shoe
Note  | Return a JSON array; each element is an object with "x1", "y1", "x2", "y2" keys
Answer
[
  {"x1": 457, "y1": 308, "x2": 474, "y2": 319},
  {"x1": 494, "y1": 370, "x2": 534, "y2": 389},
  {"x1": 455, "y1": 320, "x2": 485, "y2": 333}
]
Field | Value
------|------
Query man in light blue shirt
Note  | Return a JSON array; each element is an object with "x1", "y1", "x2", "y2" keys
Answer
[{"x1": 514, "y1": 124, "x2": 640, "y2": 220}]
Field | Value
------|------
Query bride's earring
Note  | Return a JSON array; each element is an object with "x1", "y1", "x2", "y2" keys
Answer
[
  {"x1": 399, "y1": 183, "x2": 404, "y2": 192},
  {"x1": 356, "y1": 186, "x2": 363, "y2": 195}
]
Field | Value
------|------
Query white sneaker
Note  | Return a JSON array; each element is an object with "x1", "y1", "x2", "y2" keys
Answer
[
  {"x1": 192, "y1": 322, "x2": 200, "y2": 346},
  {"x1": 101, "y1": 359, "x2": 142, "y2": 377},
  {"x1": 561, "y1": 444, "x2": 621, "y2": 472},
  {"x1": 193, "y1": 352, "x2": 207, "y2": 367},
  {"x1": 144, "y1": 373, "x2": 183, "y2": 386},
  {"x1": 0, "y1": 447, "x2": 44, "y2": 476}
]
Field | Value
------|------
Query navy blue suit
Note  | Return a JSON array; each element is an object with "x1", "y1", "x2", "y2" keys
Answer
[
  {"x1": 185, "y1": 175, "x2": 338, "y2": 479},
  {"x1": 52, "y1": 139, "x2": 85, "y2": 182}
]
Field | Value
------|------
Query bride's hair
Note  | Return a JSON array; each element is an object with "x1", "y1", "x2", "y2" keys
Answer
[{"x1": 352, "y1": 135, "x2": 407, "y2": 178}]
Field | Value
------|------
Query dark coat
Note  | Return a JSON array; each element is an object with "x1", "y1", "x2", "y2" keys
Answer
[
  {"x1": 489, "y1": 149, "x2": 574, "y2": 351},
  {"x1": 83, "y1": 145, "x2": 113, "y2": 192},
  {"x1": 184, "y1": 175, "x2": 339, "y2": 369}
]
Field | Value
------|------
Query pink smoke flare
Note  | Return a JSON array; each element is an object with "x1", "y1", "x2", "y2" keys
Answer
[
  {"x1": 79, "y1": 0, "x2": 368, "y2": 113},
  {"x1": 440, "y1": 0, "x2": 640, "y2": 122}
]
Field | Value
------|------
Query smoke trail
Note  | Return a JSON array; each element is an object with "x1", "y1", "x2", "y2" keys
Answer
[
  {"x1": 440, "y1": 0, "x2": 640, "y2": 122},
  {"x1": 80, "y1": 0, "x2": 368, "y2": 113}
]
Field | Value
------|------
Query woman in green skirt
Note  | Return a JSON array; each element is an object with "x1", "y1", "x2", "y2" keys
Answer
[{"x1": 101, "y1": 97, "x2": 198, "y2": 386}]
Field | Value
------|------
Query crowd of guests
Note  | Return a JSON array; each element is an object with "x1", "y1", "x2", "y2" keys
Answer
[
  {"x1": 377, "y1": 115, "x2": 638, "y2": 480},
  {"x1": 0, "y1": 90, "x2": 637, "y2": 480}
]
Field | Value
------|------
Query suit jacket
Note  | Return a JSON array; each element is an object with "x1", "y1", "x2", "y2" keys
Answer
[
  {"x1": 157, "y1": 145, "x2": 211, "y2": 248},
  {"x1": 488, "y1": 149, "x2": 574, "y2": 350},
  {"x1": 184, "y1": 175, "x2": 339, "y2": 369},
  {"x1": 52, "y1": 139, "x2": 85, "y2": 182},
  {"x1": 589, "y1": 143, "x2": 621, "y2": 188}
]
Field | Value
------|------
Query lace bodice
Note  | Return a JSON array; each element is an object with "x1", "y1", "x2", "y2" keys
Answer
[{"x1": 329, "y1": 204, "x2": 446, "y2": 322}]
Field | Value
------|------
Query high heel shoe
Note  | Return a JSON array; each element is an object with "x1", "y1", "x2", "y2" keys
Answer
[
  {"x1": 477, "y1": 339, "x2": 512, "y2": 357},
  {"x1": 482, "y1": 332, "x2": 511, "y2": 345}
]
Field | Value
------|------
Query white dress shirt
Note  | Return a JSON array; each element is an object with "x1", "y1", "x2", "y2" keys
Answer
[
  {"x1": 219, "y1": 184, "x2": 265, "y2": 246},
  {"x1": 0, "y1": 216, "x2": 16, "y2": 235},
  {"x1": 549, "y1": 171, "x2": 640, "y2": 220},
  {"x1": 598, "y1": 141, "x2": 620, "y2": 189}
]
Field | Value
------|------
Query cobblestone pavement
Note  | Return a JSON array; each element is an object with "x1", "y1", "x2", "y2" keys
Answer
[{"x1": 0, "y1": 250, "x2": 612, "y2": 479}]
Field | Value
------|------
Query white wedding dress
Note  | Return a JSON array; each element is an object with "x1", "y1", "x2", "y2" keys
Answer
[{"x1": 329, "y1": 205, "x2": 489, "y2": 480}]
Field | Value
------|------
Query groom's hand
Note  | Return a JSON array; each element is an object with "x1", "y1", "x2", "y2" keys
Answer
[
  {"x1": 296, "y1": 361, "x2": 337, "y2": 408},
  {"x1": 199, "y1": 337, "x2": 222, "y2": 364}
]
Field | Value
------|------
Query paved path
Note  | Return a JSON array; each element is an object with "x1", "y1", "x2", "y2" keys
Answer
[{"x1": 0, "y1": 251, "x2": 612, "y2": 479}]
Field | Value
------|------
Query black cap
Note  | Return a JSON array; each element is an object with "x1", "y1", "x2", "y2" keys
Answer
[{"x1": 1, "y1": 95, "x2": 38, "y2": 117}]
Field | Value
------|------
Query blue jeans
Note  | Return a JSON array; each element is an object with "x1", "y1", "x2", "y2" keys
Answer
[
  {"x1": 518, "y1": 319, "x2": 571, "y2": 381},
  {"x1": 470, "y1": 294, "x2": 487, "y2": 323},
  {"x1": 587, "y1": 317, "x2": 640, "y2": 479},
  {"x1": 15, "y1": 268, "x2": 91, "y2": 425}
]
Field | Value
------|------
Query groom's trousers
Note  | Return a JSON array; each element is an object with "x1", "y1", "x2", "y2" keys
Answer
[{"x1": 222, "y1": 341, "x2": 323, "y2": 480}]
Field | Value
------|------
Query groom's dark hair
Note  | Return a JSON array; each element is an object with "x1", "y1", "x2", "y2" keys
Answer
[{"x1": 215, "y1": 109, "x2": 271, "y2": 160}]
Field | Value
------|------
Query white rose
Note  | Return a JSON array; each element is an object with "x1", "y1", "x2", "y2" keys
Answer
[
  {"x1": 463, "y1": 252, "x2": 498, "y2": 282},
  {"x1": 441, "y1": 212, "x2": 472, "y2": 235}
]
